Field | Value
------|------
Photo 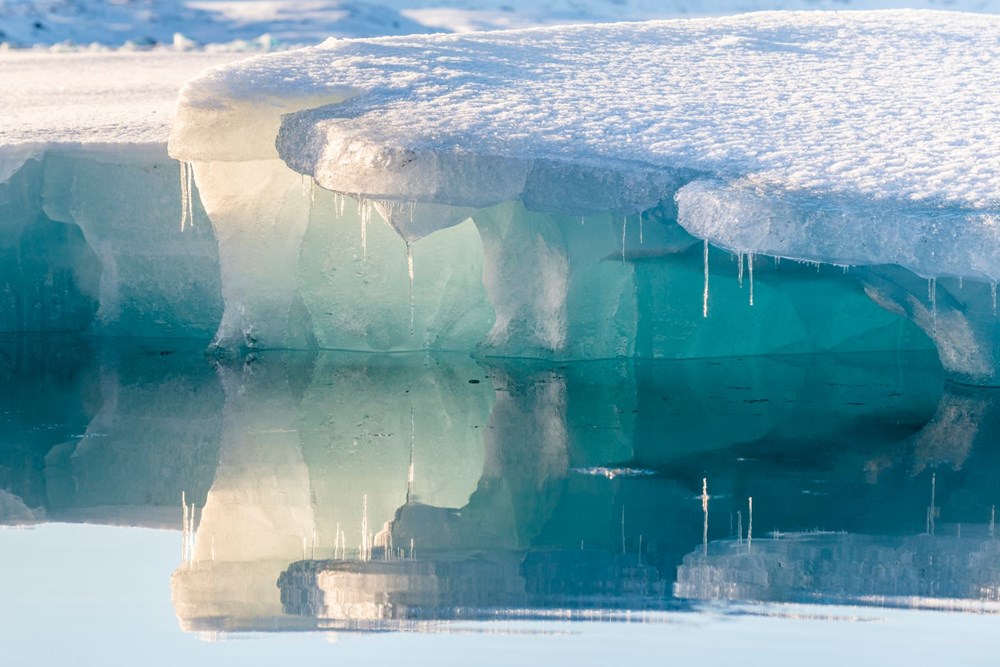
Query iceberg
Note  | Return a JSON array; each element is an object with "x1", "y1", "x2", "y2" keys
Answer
[
  {"x1": 4, "y1": 12, "x2": 1000, "y2": 382},
  {"x1": 161, "y1": 11, "x2": 1000, "y2": 381}
]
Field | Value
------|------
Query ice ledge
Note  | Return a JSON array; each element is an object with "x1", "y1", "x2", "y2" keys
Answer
[
  {"x1": 169, "y1": 11, "x2": 1000, "y2": 253},
  {"x1": 159, "y1": 11, "x2": 1000, "y2": 382}
]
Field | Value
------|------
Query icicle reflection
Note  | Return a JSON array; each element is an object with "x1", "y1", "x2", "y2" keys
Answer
[{"x1": 9, "y1": 338, "x2": 1000, "y2": 633}]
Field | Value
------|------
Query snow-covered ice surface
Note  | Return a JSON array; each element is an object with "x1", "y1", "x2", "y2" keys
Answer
[
  {"x1": 0, "y1": 50, "x2": 245, "y2": 150},
  {"x1": 2, "y1": 0, "x2": 999, "y2": 47},
  {"x1": 174, "y1": 10, "x2": 1000, "y2": 277}
]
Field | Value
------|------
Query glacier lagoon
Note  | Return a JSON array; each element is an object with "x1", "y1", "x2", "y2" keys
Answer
[{"x1": 4, "y1": 9, "x2": 1000, "y2": 664}]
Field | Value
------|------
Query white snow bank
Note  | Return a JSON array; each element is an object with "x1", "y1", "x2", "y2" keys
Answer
[
  {"x1": 171, "y1": 10, "x2": 1000, "y2": 278},
  {"x1": 0, "y1": 50, "x2": 247, "y2": 150}
]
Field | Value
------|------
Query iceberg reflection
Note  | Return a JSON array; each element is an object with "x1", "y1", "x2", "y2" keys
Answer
[{"x1": 5, "y1": 337, "x2": 1000, "y2": 632}]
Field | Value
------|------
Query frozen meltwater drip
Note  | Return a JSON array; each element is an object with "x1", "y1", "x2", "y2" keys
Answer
[
  {"x1": 358, "y1": 198, "x2": 372, "y2": 260},
  {"x1": 178, "y1": 162, "x2": 188, "y2": 231},
  {"x1": 178, "y1": 161, "x2": 195, "y2": 231},
  {"x1": 992, "y1": 282, "x2": 998, "y2": 316},
  {"x1": 737, "y1": 252, "x2": 744, "y2": 288},
  {"x1": 181, "y1": 491, "x2": 188, "y2": 564},
  {"x1": 300, "y1": 174, "x2": 315, "y2": 203},
  {"x1": 406, "y1": 243, "x2": 414, "y2": 336},
  {"x1": 639, "y1": 210, "x2": 644, "y2": 245},
  {"x1": 737, "y1": 510, "x2": 743, "y2": 546},
  {"x1": 180, "y1": 492, "x2": 196, "y2": 567},
  {"x1": 701, "y1": 477, "x2": 709, "y2": 556},
  {"x1": 702, "y1": 240, "x2": 709, "y2": 318},
  {"x1": 991, "y1": 506, "x2": 996, "y2": 538},
  {"x1": 747, "y1": 496, "x2": 753, "y2": 551},
  {"x1": 359, "y1": 494, "x2": 370, "y2": 562},
  {"x1": 748, "y1": 253, "x2": 755, "y2": 306}
]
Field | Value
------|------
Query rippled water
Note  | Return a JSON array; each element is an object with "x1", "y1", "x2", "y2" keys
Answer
[{"x1": 3, "y1": 336, "x2": 1000, "y2": 664}]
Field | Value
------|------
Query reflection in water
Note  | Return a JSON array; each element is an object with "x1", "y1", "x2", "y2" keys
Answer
[{"x1": 4, "y1": 336, "x2": 1000, "y2": 633}]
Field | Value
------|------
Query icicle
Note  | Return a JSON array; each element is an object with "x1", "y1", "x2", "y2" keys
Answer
[
  {"x1": 621, "y1": 216, "x2": 628, "y2": 264},
  {"x1": 309, "y1": 176, "x2": 315, "y2": 203},
  {"x1": 407, "y1": 405, "x2": 415, "y2": 503},
  {"x1": 358, "y1": 198, "x2": 370, "y2": 260},
  {"x1": 639, "y1": 210, "x2": 644, "y2": 244},
  {"x1": 992, "y1": 281, "x2": 997, "y2": 316},
  {"x1": 737, "y1": 511, "x2": 743, "y2": 546},
  {"x1": 179, "y1": 161, "x2": 194, "y2": 231},
  {"x1": 188, "y1": 502, "x2": 195, "y2": 564},
  {"x1": 406, "y1": 243, "x2": 415, "y2": 336},
  {"x1": 928, "y1": 278, "x2": 937, "y2": 320},
  {"x1": 300, "y1": 173, "x2": 309, "y2": 198},
  {"x1": 991, "y1": 506, "x2": 995, "y2": 538},
  {"x1": 737, "y1": 252, "x2": 744, "y2": 288},
  {"x1": 748, "y1": 253, "x2": 755, "y2": 306},
  {"x1": 181, "y1": 492, "x2": 188, "y2": 564},
  {"x1": 359, "y1": 494, "x2": 370, "y2": 562},
  {"x1": 747, "y1": 497, "x2": 753, "y2": 551},
  {"x1": 959, "y1": 276, "x2": 964, "y2": 289},
  {"x1": 409, "y1": 538, "x2": 415, "y2": 560},
  {"x1": 774, "y1": 256, "x2": 779, "y2": 268},
  {"x1": 185, "y1": 162, "x2": 194, "y2": 229},
  {"x1": 702, "y1": 240, "x2": 709, "y2": 318},
  {"x1": 579, "y1": 216, "x2": 585, "y2": 226},
  {"x1": 701, "y1": 477, "x2": 709, "y2": 556}
]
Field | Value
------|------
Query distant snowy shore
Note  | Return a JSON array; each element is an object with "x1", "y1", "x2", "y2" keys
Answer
[{"x1": 1, "y1": 0, "x2": 999, "y2": 48}]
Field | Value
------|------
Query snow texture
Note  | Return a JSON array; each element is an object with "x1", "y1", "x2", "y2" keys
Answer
[
  {"x1": 170, "y1": 11, "x2": 1000, "y2": 280},
  {"x1": 0, "y1": 50, "x2": 246, "y2": 160}
]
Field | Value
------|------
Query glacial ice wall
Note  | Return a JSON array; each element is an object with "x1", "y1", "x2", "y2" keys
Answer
[{"x1": 161, "y1": 11, "x2": 1000, "y2": 382}]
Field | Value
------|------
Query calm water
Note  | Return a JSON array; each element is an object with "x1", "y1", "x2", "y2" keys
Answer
[{"x1": 3, "y1": 336, "x2": 1000, "y2": 664}]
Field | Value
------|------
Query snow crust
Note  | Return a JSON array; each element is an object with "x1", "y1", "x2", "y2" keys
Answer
[
  {"x1": 196, "y1": 11, "x2": 993, "y2": 280},
  {"x1": 0, "y1": 50, "x2": 246, "y2": 150}
]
